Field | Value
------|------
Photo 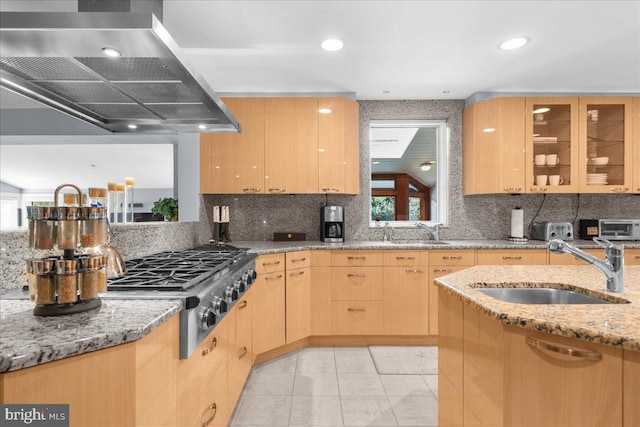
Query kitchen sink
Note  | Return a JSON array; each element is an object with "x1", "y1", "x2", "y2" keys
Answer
[
  {"x1": 389, "y1": 240, "x2": 449, "y2": 245},
  {"x1": 475, "y1": 287, "x2": 629, "y2": 305}
]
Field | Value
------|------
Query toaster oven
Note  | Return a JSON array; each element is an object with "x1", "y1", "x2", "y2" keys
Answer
[{"x1": 598, "y1": 219, "x2": 640, "y2": 240}]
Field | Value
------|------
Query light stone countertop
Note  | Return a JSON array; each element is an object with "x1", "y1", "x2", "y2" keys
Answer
[
  {"x1": 0, "y1": 299, "x2": 182, "y2": 373},
  {"x1": 435, "y1": 265, "x2": 640, "y2": 351}
]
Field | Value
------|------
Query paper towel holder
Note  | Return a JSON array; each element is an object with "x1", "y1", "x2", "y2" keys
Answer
[{"x1": 508, "y1": 206, "x2": 528, "y2": 244}]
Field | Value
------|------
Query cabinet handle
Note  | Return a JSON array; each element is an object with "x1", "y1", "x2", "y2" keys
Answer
[
  {"x1": 635, "y1": 256, "x2": 640, "y2": 260},
  {"x1": 442, "y1": 256, "x2": 462, "y2": 260},
  {"x1": 268, "y1": 188, "x2": 287, "y2": 193},
  {"x1": 290, "y1": 271, "x2": 305, "y2": 277},
  {"x1": 322, "y1": 187, "x2": 341, "y2": 193},
  {"x1": 242, "y1": 188, "x2": 261, "y2": 193},
  {"x1": 405, "y1": 268, "x2": 425, "y2": 273},
  {"x1": 610, "y1": 187, "x2": 629, "y2": 192},
  {"x1": 265, "y1": 274, "x2": 283, "y2": 281},
  {"x1": 238, "y1": 346, "x2": 248, "y2": 358},
  {"x1": 434, "y1": 268, "x2": 453, "y2": 273},
  {"x1": 238, "y1": 300, "x2": 248, "y2": 309},
  {"x1": 503, "y1": 187, "x2": 523, "y2": 192},
  {"x1": 262, "y1": 260, "x2": 281, "y2": 266},
  {"x1": 201, "y1": 403, "x2": 217, "y2": 427},
  {"x1": 347, "y1": 307, "x2": 366, "y2": 312},
  {"x1": 502, "y1": 256, "x2": 523, "y2": 260},
  {"x1": 347, "y1": 256, "x2": 366, "y2": 260},
  {"x1": 291, "y1": 258, "x2": 307, "y2": 263},
  {"x1": 396, "y1": 256, "x2": 416, "y2": 260},
  {"x1": 201, "y1": 337, "x2": 217, "y2": 356},
  {"x1": 526, "y1": 337, "x2": 602, "y2": 360},
  {"x1": 347, "y1": 273, "x2": 366, "y2": 278},
  {"x1": 529, "y1": 187, "x2": 548, "y2": 192}
]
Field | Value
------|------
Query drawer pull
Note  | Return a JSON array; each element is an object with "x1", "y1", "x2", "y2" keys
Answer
[
  {"x1": 239, "y1": 346, "x2": 248, "y2": 358},
  {"x1": 268, "y1": 188, "x2": 287, "y2": 193},
  {"x1": 502, "y1": 256, "x2": 522, "y2": 260},
  {"x1": 442, "y1": 256, "x2": 462, "y2": 260},
  {"x1": 238, "y1": 300, "x2": 248, "y2": 309},
  {"x1": 635, "y1": 256, "x2": 640, "y2": 259},
  {"x1": 322, "y1": 187, "x2": 341, "y2": 193},
  {"x1": 242, "y1": 188, "x2": 261, "y2": 193},
  {"x1": 290, "y1": 271, "x2": 305, "y2": 277},
  {"x1": 262, "y1": 260, "x2": 281, "y2": 266},
  {"x1": 405, "y1": 268, "x2": 425, "y2": 273},
  {"x1": 526, "y1": 337, "x2": 601, "y2": 360},
  {"x1": 201, "y1": 403, "x2": 217, "y2": 427},
  {"x1": 347, "y1": 273, "x2": 366, "y2": 278},
  {"x1": 434, "y1": 268, "x2": 453, "y2": 273},
  {"x1": 347, "y1": 307, "x2": 366, "y2": 312},
  {"x1": 347, "y1": 256, "x2": 367, "y2": 260},
  {"x1": 291, "y1": 258, "x2": 307, "y2": 263},
  {"x1": 610, "y1": 187, "x2": 629, "y2": 192},
  {"x1": 529, "y1": 187, "x2": 548, "y2": 192},
  {"x1": 395, "y1": 256, "x2": 416, "y2": 260},
  {"x1": 201, "y1": 337, "x2": 217, "y2": 356},
  {"x1": 503, "y1": 187, "x2": 522, "y2": 192},
  {"x1": 265, "y1": 274, "x2": 283, "y2": 281}
]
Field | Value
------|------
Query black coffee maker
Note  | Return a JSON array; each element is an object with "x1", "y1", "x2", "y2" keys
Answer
[{"x1": 321, "y1": 205, "x2": 344, "y2": 243}]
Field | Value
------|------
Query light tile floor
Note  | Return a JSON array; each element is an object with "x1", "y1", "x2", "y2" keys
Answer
[{"x1": 229, "y1": 346, "x2": 438, "y2": 426}]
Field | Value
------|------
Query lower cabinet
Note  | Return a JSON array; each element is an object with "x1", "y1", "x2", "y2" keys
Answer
[
  {"x1": 285, "y1": 251, "x2": 311, "y2": 343},
  {"x1": 253, "y1": 254, "x2": 286, "y2": 354},
  {"x1": 381, "y1": 265, "x2": 429, "y2": 335},
  {"x1": 310, "y1": 250, "x2": 332, "y2": 336},
  {"x1": 476, "y1": 248, "x2": 548, "y2": 265},
  {"x1": 331, "y1": 300, "x2": 382, "y2": 335},
  {"x1": 229, "y1": 290, "x2": 254, "y2": 408},
  {"x1": 624, "y1": 349, "x2": 640, "y2": 426}
]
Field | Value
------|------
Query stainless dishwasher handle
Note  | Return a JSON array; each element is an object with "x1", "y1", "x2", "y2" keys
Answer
[{"x1": 526, "y1": 336, "x2": 602, "y2": 360}]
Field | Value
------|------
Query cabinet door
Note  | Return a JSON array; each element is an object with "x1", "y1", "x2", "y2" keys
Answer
[
  {"x1": 201, "y1": 98, "x2": 265, "y2": 194},
  {"x1": 578, "y1": 97, "x2": 633, "y2": 193},
  {"x1": 633, "y1": 97, "x2": 640, "y2": 193},
  {"x1": 310, "y1": 251, "x2": 332, "y2": 336},
  {"x1": 286, "y1": 266, "x2": 310, "y2": 343},
  {"x1": 381, "y1": 266, "x2": 429, "y2": 335},
  {"x1": 476, "y1": 249, "x2": 548, "y2": 265},
  {"x1": 264, "y1": 98, "x2": 319, "y2": 193},
  {"x1": 624, "y1": 350, "x2": 640, "y2": 427},
  {"x1": 229, "y1": 293, "x2": 254, "y2": 409},
  {"x1": 255, "y1": 253, "x2": 285, "y2": 274},
  {"x1": 625, "y1": 248, "x2": 640, "y2": 265},
  {"x1": 318, "y1": 97, "x2": 360, "y2": 194},
  {"x1": 504, "y1": 327, "x2": 622, "y2": 427},
  {"x1": 462, "y1": 97, "x2": 526, "y2": 194},
  {"x1": 252, "y1": 270, "x2": 285, "y2": 354},
  {"x1": 428, "y1": 265, "x2": 472, "y2": 335},
  {"x1": 525, "y1": 97, "x2": 579, "y2": 193}
]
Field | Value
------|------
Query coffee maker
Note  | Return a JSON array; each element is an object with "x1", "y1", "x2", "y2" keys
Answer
[{"x1": 321, "y1": 205, "x2": 344, "y2": 243}]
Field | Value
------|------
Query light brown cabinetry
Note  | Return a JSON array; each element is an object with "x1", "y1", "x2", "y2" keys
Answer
[
  {"x1": 438, "y1": 289, "x2": 464, "y2": 427},
  {"x1": 476, "y1": 248, "x2": 548, "y2": 265},
  {"x1": 286, "y1": 251, "x2": 311, "y2": 343},
  {"x1": 462, "y1": 97, "x2": 526, "y2": 194},
  {"x1": 0, "y1": 316, "x2": 179, "y2": 427},
  {"x1": 381, "y1": 250, "x2": 429, "y2": 335},
  {"x1": 623, "y1": 350, "x2": 640, "y2": 426},
  {"x1": 310, "y1": 250, "x2": 332, "y2": 336},
  {"x1": 200, "y1": 98, "x2": 265, "y2": 194},
  {"x1": 228, "y1": 290, "x2": 255, "y2": 410},
  {"x1": 633, "y1": 97, "x2": 640, "y2": 193},
  {"x1": 253, "y1": 254, "x2": 286, "y2": 354},
  {"x1": 428, "y1": 250, "x2": 475, "y2": 335}
]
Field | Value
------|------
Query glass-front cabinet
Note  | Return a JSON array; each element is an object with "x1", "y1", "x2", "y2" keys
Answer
[
  {"x1": 526, "y1": 97, "x2": 579, "y2": 193},
  {"x1": 578, "y1": 97, "x2": 633, "y2": 193},
  {"x1": 632, "y1": 97, "x2": 640, "y2": 194}
]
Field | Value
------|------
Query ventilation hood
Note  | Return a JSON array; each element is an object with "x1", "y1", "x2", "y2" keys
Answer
[{"x1": 0, "y1": 11, "x2": 241, "y2": 134}]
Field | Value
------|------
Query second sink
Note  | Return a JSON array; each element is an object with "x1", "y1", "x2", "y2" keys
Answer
[{"x1": 475, "y1": 287, "x2": 629, "y2": 305}]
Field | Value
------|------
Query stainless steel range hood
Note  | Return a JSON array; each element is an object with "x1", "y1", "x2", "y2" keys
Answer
[{"x1": 0, "y1": 11, "x2": 241, "y2": 134}]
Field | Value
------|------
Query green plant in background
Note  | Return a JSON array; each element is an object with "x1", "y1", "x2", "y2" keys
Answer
[
  {"x1": 371, "y1": 196, "x2": 395, "y2": 221},
  {"x1": 151, "y1": 197, "x2": 179, "y2": 221}
]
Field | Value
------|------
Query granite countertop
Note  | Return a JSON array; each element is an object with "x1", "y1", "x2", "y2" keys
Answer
[
  {"x1": 0, "y1": 299, "x2": 182, "y2": 373},
  {"x1": 235, "y1": 239, "x2": 640, "y2": 254},
  {"x1": 435, "y1": 265, "x2": 640, "y2": 351}
]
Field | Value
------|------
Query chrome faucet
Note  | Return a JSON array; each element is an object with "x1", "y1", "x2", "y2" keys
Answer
[
  {"x1": 382, "y1": 222, "x2": 394, "y2": 241},
  {"x1": 415, "y1": 222, "x2": 441, "y2": 241},
  {"x1": 548, "y1": 238, "x2": 624, "y2": 293}
]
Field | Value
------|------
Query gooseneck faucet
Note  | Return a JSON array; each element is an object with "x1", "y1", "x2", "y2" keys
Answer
[
  {"x1": 548, "y1": 238, "x2": 624, "y2": 293},
  {"x1": 415, "y1": 222, "x2": 441, "y2": 241},
  {"x1": 382, "y1": 222, "x2": 394, "y2": 242}
]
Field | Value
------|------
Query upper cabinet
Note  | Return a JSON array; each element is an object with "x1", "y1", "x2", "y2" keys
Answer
[
  {"x1": 634, "y1": 97, "x2": 640, "y2": 193},
  {"x1": 201, "y1": 97, "x2": 360, "y2": 195},
  {"x1": 463, "y1": 97, "x2": 526, "y2": 195},
  {"x1": 463, "y1": 95, "x2": 638, "y2": 195}
]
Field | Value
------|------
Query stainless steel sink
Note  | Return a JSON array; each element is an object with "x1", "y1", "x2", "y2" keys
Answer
[
  {"x1": 475, "y1": 287, "x2": 628, "y2": 305},
  {"x1": 389, "y1": 240, "x2": 449, "y2": 245}
]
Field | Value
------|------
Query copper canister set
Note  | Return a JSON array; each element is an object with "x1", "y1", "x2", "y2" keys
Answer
[{"x1": 26, "y1": 183, "x2": 126, "y2": 316}]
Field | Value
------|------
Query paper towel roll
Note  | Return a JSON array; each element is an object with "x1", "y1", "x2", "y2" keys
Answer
[{"x1": 511, "y1": 208, "x2": 524, "y2": 238}]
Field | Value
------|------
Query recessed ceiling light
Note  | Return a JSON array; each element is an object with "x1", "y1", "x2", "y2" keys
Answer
[
  {"x1": 127, "y1": 124, "x2": 137, "y2": 129},
  {"x1": 482, "y1": 128, "x2": 496, "y2": 133},
  {"x1": 102, "y1": 47, "x2": 121, "y2": 57},
  {"x1": 420, "y1": 162, "x2": 433, "y2": 172},
  {"x1": 532, "y1": 107, "x2": 550, "y2": 114},
  {"x1": 321, "y1": 39, "x2": 343, "y2": 51},
  {"x1": 198, "y1": 124, "x2": 207, "y2": 129},
  {"x1": 318, "y1": 108, "x2": 332, "y2": 114},
  {"x1": 500, "y1": 37, "x2": 528, "y2": 50}
]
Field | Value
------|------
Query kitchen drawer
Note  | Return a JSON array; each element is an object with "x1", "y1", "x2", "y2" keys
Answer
[
  {"x1": 286, "y1": 250, "x2": 311, "y2": 270},
  {"x1": 331, "y1": 300, "x2": 382, "y2": 335},
  {"x1": 429, "y1": 249, "x2": 476, "y2": 266},
  {"x1": 476, "y1": 249, "x2": 548, "y2": 265},
  {"x1": 255, "y1": 253, "x2": 285, "y2": 274},
  {"x1": 383, "y1": 250, "x2": 428, "y2": 267},
  {"x1": 332, "y1": 250, "x2": 383, "y2": 267},
  {"x1": 331, "y1": 267, "x2": 382, "y2": 300},
  {"x1": 548, "y1": 249, "x2": 604, "y2": 265},
  {"x1": 625, "y1": 248, "x2": 640, "y2": 265}
]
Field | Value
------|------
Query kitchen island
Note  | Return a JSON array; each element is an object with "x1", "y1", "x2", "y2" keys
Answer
[{"x1": 435, "y1": 265, "x2": 640, "y2": 427}]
